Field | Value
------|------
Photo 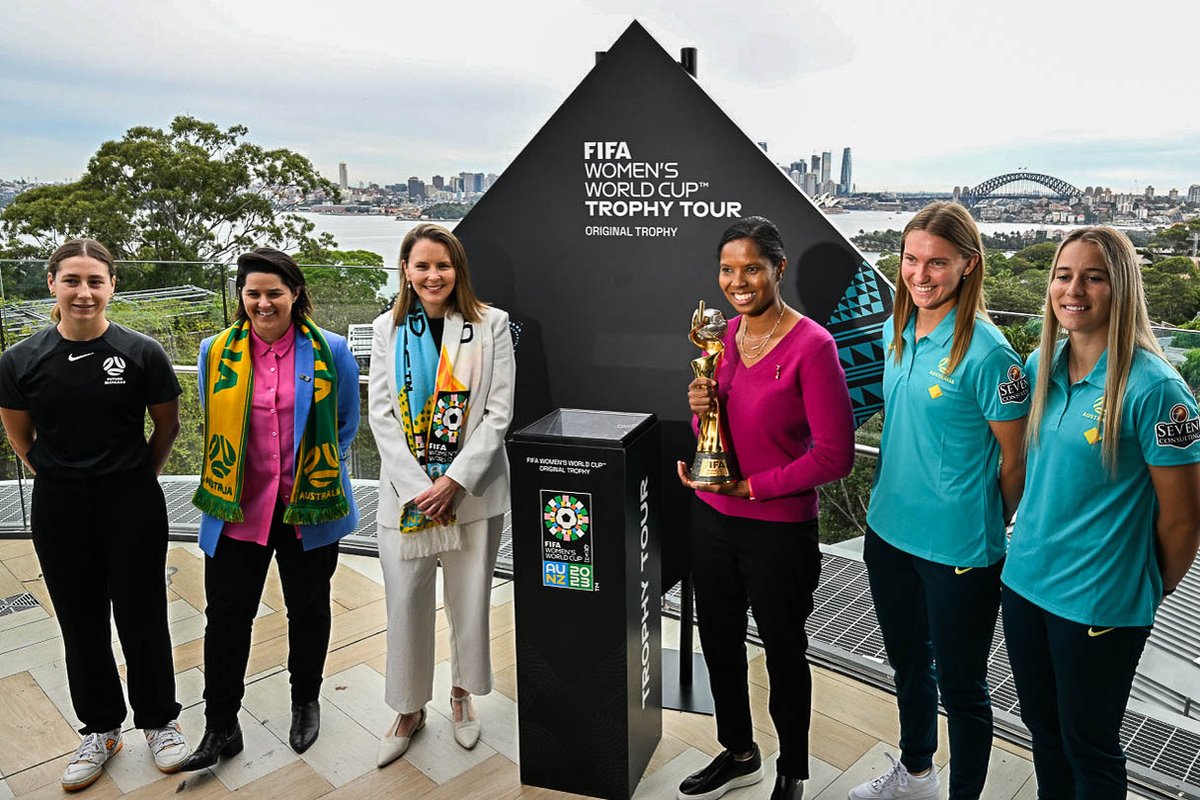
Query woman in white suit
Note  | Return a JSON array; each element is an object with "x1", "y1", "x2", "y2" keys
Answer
[{"x1": 370, "y1": 223, "x2": 515, "y2": 766}]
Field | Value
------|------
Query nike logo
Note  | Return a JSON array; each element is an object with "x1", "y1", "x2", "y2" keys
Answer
[
  {"x1": 1087, "y1": 627, "x2": 1116, "y2": 638},
  {"x1": 67, "y1": 353, "x2": 94, "y2": 362},
  {"x1": 954, "y1": 567, "x2": 973, "y2": 575}
]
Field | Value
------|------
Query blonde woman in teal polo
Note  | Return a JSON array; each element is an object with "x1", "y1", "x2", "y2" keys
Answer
[
  {"x1": 849, "y1": 203, "x2": 1028, "y2": 800},
  {"x1": 1002, "y1": 227, "x2": 1200, "y2": 799}
]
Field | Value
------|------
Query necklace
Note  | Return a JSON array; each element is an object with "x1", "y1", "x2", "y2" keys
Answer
[{"x1": 739, "y1": 304, "x2": 786, "y2": 360}]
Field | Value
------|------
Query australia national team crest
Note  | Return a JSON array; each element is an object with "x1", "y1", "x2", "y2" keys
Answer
[
  {"x1": 103, "y1": 355, "x2": 127, "y2": 386},
  {"x1": 998, "y1": 364, "x2": 1030, "y2": 405},
  {"x1": 1156, "y1": 403, "x2": 1200, "y2": 448},
  {"x1": 541, "y1": 491, "x2": 596, "y2": 592}
]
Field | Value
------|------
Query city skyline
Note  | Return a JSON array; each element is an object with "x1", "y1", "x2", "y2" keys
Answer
[{"x1": 2, "y1": 0, "x2": 1199, "y2": 192}]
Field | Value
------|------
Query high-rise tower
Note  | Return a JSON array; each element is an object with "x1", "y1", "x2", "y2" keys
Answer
[
  {"x1": 839, "y1": 148, "x2": 852, "y2": 195},
  {"x1": 338, "y1": 162, "x2": 348, "y2": 191},
  {"x1": 408, "y1": 177, "x2": 425, "y2": 200},
  {"x1": 820, "y1": 151, "x2": 832, "y2": 186}
]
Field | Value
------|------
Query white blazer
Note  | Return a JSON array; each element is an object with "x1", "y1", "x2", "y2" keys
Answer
[{"x1": 368, "y1": 306, "x2": 515, "y2": 529}]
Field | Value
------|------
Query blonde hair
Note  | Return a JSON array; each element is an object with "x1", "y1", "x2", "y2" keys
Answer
[
  {"x1": 392, "y1": 223, "x2": 485, "y2": 325},
  {"x1": 1027, "y1": 226, "x2": 1164, "y2": 471},
  {"x1": 891, "y1": 202, "x2": 989, "y2": 374}
]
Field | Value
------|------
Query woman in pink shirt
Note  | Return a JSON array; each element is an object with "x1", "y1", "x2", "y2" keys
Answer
[
  {"x1": 181, "y1": 248, "x2": 361, "y2": 770},
  {"x1": 676, "y1": 216, "x2": 856, "y2": 800}
]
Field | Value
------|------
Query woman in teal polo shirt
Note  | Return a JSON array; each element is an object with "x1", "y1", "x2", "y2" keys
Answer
[
  {"x1": 850, "y1": 203, "x2": 1028, "y2": 800},
  {"x1": 1003, "y1": 227, "x2": 1200, "y2": 799}
]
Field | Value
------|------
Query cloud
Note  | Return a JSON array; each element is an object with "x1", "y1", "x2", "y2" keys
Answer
[{"x1": 2, "y1": 0, "x2": 1199, "y2": 189}]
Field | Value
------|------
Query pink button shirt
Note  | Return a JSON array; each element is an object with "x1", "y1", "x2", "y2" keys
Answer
[{"x1": 223, "y1": 325, "x2": 298, "y2": 545}]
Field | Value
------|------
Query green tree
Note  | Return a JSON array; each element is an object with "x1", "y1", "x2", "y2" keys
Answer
[
  {"x1": 291, "y1": 246, "x2": 391, "y2": 337},
  {"x1": 294, "y1": 246, "x2": 389, "y2": 304},
  {"x1": 1178, "y1": 349, "x2": 1200, "y2": 394},
  {"x1": 421, "y1": 202, "x2": 476, "y2": 220},
  {"x1": 998, "y1": 322, "x2": 1039, "y2": 360},
  {"x1": 1170, "y1": 318, "x2": 1200, "y2": 349},
  {"x1": 1148, "y1": 220, "x2": 1200, "y2": 256},
  {"x1": 1151, "y1": 255, "x2": 1198, "y2": 276},
  {"x1": 874, "y1": 253, "x2": 899, "y2": 284},
  {"x1": 818, "y1": 414, "x2": 881, "y2": 543},
  {"x1": 1013, "y1": 241, "x2": 1059, "y2": 269},
  {"x1": 852, "y1": 229, "x2": 903, "y2": 253},
  {"x1": 0, "y1": 116, "x2": 338, "y2": 290},
  {"x1": 1003, "y1": 255, "x2": 1038, "y2": 276},
  {"x1": 1143, "y1": 268, "x2": 1200, "y2": 325},
  {"x1": 984, "y1": 272, "x2": 1045, "y2": 315},
  {"x1": 986, "y1": 251, "x2": 1012, "y2": 275}
]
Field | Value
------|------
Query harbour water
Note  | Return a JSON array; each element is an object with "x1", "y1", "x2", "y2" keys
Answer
[{"x1": 298, "y1": 209, "x2": 1082, "y2": 269}]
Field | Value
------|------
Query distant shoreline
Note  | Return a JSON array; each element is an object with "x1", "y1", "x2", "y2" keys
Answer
[{"x1": 310, "y1": 211, "x2": 463, "y2": 222}]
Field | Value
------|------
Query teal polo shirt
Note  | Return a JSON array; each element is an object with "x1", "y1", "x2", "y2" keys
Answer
[
  {"x1": 867, "y1": 308, "x2": 1029, "y2": 567},
  {"x1": 1003, "y1": 344, "x2": 1200, "y2": 628}
]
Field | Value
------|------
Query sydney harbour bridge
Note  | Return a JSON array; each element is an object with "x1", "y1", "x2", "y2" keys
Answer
[
  {"x1": 869, "y1": 171, "x2": 1083, "y2": 207},
  {"x1": 958, "y1": 171, "x2": 1081, "y2": 206}
]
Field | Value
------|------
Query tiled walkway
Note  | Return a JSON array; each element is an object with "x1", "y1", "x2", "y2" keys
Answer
[{"x1": 0, "y1": 537, "x2": 1072, "y2": 799}]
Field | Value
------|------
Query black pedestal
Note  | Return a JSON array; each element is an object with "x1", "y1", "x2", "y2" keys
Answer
[
  {"x1": 662, "y1": 650, "x2": 714, "y2": 713},
  {"x1": 662, "y1": 574, "x2": 715, "y2": 714},
  {"x1": 508, "y1": 409, "x2": 662, "y2": 800}
]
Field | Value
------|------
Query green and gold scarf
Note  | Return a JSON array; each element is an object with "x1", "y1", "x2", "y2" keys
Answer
[{"x1": 193, "y1": 317, "x2": 350, "y2": 526}]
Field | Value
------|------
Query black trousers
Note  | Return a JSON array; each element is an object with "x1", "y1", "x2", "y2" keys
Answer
[
  {"x1": 1002, "y1": 587, "x2": 1149, "y2": 800},
  {"x1": 201, "y1": 502, "x2": 339, "y2": 728},
  {"x1": 690, "y1": 498, "x2": 821, "y2": 779},
  {"x1": 864, "y1": 528, "x2": 1002, "y2": 800},
  {"x1": 31, "y1": 468, "x2": 181, "y2": 734}
]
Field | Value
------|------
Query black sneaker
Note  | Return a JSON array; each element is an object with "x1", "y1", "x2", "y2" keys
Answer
[{"x1": 677, "y1": 744, "x2": 764, "y2": 800}]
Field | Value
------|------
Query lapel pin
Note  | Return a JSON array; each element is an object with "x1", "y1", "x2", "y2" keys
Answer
[{"x1": 300, "y1": 374, "x2": 312, "y2": 382}]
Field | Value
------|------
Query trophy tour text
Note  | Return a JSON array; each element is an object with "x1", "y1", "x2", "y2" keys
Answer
[{"x1": 582, "y1": 142, "x2": 742, "y2": 234}]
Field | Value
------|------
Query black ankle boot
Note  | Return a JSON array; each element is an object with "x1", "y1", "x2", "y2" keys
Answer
[
  {"x1": 770, "y1": 772, "x2": 803, "y2": 800},
  {"x1": 289, "y1": 700, "x2": 321, "y2": 754},
  {"x1": 178, "y1": 721, "x2": 243, "y2": 771}
]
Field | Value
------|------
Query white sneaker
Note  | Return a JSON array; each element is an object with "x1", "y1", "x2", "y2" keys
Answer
[
  {"x1": 145, "y1": 720, "x2": 190, "y2": 773},
  {"x1": 847, "y1": 754, "x2": 938, "y2": 800},
  {"x1": 61, "y1": 729, "x2": 122, "y2": 791}
]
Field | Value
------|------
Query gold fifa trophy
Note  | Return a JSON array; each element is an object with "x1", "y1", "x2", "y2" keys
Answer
[{"x1": 688, "y1": 301, "x2": 740, "y2": 483}]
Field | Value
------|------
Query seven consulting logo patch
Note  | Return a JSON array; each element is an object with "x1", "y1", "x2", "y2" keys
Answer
[
  {"x1": 541, "y1": 491, "x2": 596, "y2": 591},
  {"x1": 998, "y1": 364, "x2": 1029, "y2": 404},
  {"x1": 1156, "y1": 403, "x2": 1200, "y2": 449}
]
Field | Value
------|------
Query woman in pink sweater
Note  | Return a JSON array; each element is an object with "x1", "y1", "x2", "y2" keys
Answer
[{"x1": 676, "y1": 216, "x2": 856, "y2": 800}]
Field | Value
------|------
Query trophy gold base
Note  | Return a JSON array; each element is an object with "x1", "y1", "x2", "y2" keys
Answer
[{"x1": 690, "y1": 451, "x2": 739, "y2": 484}]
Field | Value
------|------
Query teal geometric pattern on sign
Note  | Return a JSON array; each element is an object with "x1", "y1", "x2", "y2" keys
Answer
[
  {"x1": 828, "y1": 263, "x2": 888, "y2": 325},
  {"x1": 825, "y1": 259, "x2": 892, "y2": 428}
]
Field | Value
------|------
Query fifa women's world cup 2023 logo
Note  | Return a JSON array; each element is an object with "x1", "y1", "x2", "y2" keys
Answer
[{"x1": 688, "y1": 300, "x2": 740, "y2": 483}]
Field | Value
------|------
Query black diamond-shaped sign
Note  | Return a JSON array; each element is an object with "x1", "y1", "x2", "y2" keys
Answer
[
  {"x1": 458, "y1": 21, "x2": 890, "y2": 432},
  {"x1": 458, "y1": 20, "x2": 891, "y2": 601}
]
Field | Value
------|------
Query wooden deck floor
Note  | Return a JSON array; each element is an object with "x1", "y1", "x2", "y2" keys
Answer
[{"x1": 0, "y1": 538, "x2": 1066, "y2": 799}]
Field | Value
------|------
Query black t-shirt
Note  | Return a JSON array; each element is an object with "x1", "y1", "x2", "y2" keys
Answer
[
  {"x1": 428, "y1": 316, "x2": 444, "y2": 352},
  {"x1": 0, "y1": 323, "x2": 182, "y2": 477}
]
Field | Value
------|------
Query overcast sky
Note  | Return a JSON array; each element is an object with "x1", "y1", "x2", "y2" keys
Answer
[{"x1": 2, "y1": 0, "x2": 1197, "y2": 192}]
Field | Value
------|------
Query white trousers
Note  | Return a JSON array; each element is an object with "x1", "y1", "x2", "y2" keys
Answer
[{"x1": 378, "y1": 515, "x2": 504, "y2": 714}]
